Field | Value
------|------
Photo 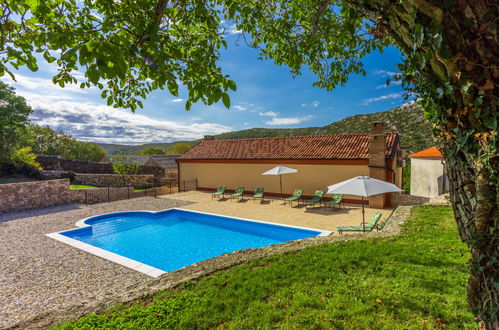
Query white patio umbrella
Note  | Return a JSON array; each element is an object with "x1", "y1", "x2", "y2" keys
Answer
[
  {"x1": 327, "y1": 176, "x2": 402, "y2": 231},
  {"x1": 262, "y1": 166, "x2": 298, "y2": 199}
]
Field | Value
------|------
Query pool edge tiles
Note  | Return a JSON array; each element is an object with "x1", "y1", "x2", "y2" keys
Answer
[
  {"x1": 45, "y1": 232, "x2": 166, "y2": 278},
  {"x1": 47, "y1": 208, "x2": 332, "y2": 278}
]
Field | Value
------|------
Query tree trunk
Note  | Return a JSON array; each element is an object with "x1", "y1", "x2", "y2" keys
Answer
[
  {"x1": 445, "y1": 146, "x2": 498, "y2": 328},
  {"x1": 346, "y1": 0, "x2": 498, "y2": 327}
]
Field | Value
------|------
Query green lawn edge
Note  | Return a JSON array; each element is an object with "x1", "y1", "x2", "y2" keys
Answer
[{"x1": 53, "y1": 206, "x2": 476, "y2": 329}]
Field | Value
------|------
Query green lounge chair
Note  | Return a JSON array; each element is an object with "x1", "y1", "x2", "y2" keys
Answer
[
  {"x1": 212, "y1": 185, "x2": 226, "y2": 199},
  {"x1": 283, "y1": 188, "x2": 303, "y2": 206},
  {"x1": 231, "y1": 186, "x2": 245, "y2": 200},
  {"x1": 324, "y1": 194, "x2": 344, "y2": 210},
  {"x1": 252, "y1": 187, "x2": 264, "y2": 202},
  {"x1": 337, "y1": 212, "x2": 382, "y2": 234},
  {"x1": 304, "y1": 190, "x2": 324, "y2": 207}
]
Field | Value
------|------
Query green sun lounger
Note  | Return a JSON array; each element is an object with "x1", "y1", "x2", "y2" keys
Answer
[
  {"x1": 304, "y1": 190, "x2": 324, "y2": 207},
  {"x1": 252, "y1": 187, "x2": 264, "y2": 201},
  {"x1": 283, "y1": 188, "x2": 303, "y2": 206},
  {"x1": 231, "y1": 186, "x2": 245, "y2": 200},
  {"x1": 337, "y1": 212, "x2": 382, "y2": 234},
  {"x1": 324, "y1": 194, "x2": 344, "y2": 210},
  {"x1": 212, "y1": 185, "x2": 226, "y2": 199}
]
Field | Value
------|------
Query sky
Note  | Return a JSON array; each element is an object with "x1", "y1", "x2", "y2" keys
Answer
[{"x1": 4, "y1": 32, "x2": 408, "y2": 145}]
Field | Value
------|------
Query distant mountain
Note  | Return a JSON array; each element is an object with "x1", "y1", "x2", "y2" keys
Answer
[
  {"x1": 97, "y1": 102, "x2": 433, "y2": 155},
  {"x1": 97, "y1": 141, "x2": 199, "y2": 155}
]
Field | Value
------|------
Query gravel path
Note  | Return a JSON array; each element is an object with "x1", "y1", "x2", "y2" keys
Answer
[{"x1": 0, "y1": 197, "x2": 194, "y2": 329}]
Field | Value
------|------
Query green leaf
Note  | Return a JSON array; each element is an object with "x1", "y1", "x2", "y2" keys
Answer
[
  {"x1": 414, "y1": 24, "x2": 424, "y2": 46},
  {"x1": 228, "y1": 80, "x2": 237, "y2": 91},
  {"x1": 167, "y1": 80, "x2": 179, "y2": 96},
  {"x1": 221, "y1": 92, "x2": 230, "y2": 108}
]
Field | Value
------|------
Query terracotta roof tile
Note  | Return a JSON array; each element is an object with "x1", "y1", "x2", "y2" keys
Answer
[
  {"x1": 409, "y1": 146, "x2": 443, "y2": 158},
  {"x1": 178, "y1": 132, "x2": 399, "y2": 160}
]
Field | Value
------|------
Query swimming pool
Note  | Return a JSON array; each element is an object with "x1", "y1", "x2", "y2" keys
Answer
[{"x1": 47, "y1": 209, "x2": 330, "y2": 277}]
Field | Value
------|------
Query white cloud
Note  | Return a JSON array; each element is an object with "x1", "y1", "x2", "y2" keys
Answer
[
  {"x1": 301, "y1": 100, "x2": 320, "y2": 108},
  {"x1": 265, "y1": 116, "x2": 312, "y2": 126},
  {"x1": 258, "y1": 110, "x2": 311, "y2": 126},
  {"x1": 233, "y1": 105, "x2": 247, "y2": 111},
  {"x1": 6, "y1": 78, "x2": 231, "y2": 144},
  {"x1": 172, "y1": 98, "x2": 184, "y2": 103},
  {"x1": 376, "y1": 80, "x2": 402, "y2": 89},
  {"x1": 259, "y1": 111, "x2": 278, "y2": 117},
  {"x1": 360, "y1": 93, "x2": 403, "y2": 106},
  {"x1": 4, "y1": 73, "x2": 89, "y2": 94},
  {"x1": 228, "y1": 24, "x2": 242, "y2": 35},
  {"x1": 373, "y1": 70, "x2": 397, "y2": 77}
]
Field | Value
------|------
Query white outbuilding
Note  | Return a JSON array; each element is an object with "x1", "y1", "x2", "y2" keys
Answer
[{"x1": 409, "y1": 147, "x2": 448, "y2": 198}]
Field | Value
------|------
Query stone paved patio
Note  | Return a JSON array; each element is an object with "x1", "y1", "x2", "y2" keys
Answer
[
  {"x1": 166, "y1": 190, "x2": 393, "y2": 232},
  {"x1": 0, "y1": 192, "x2": 398, "y2": 329}
]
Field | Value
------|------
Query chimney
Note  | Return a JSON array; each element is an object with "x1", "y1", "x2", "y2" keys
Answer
[
  {"x1": 368, "y1": 122, "x2": 387, "y2": 208},
  {"x1": 204, "y1": 135, "x2": 214, "y2": 141}
]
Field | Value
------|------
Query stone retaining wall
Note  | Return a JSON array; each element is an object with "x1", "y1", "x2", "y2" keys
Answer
[
  {"x1": 392, "y1": 192, "x2": 430, "y2": 206},
  {"x1": 36, "y1": 155, "x2": 114, "y2": 173},
  {"x1": 0, "y1": 179, "x2": 72, "y2": 214},
  {"x1": 74, "y1": 173, "x2": 155, "y2": 187},
  {"x1": 36, "y1": 155, "x2": 168, "y2": 184}
]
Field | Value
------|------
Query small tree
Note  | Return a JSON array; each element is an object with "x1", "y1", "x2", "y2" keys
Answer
[
  {"x1": 138, "y1": 147, "x2": 165, "y2": 156},
  {"x1": 168, "y1": 143, "x2": 193, "y2": 154},
  {"x1": 110, "y1": 152, "x2": 141, "y2": 186}
]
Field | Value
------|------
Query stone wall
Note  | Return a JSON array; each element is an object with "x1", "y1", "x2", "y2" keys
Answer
[
  {"x1": 73, "y1": 174, "x2": 155, "y2": 187},
  {"x1": 0, "y1": 179, "x2": 73, "y2": 214},
  {"x1": 36, "y1": 155, "x2": 114, "y2": 173},
  {"x1": 36, "y1": 155, "x2": 168, "y2": 185},
  {"x1": 392, "y1": 192, "x2": 430, "y2": 206}
]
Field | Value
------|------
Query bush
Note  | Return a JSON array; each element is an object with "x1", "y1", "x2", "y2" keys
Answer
[{"x1": 11, "y1": 147, "x2": 42, "y2": 170}]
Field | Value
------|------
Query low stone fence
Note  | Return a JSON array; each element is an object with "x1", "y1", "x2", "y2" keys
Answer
[
  {"x1": 0, "y1": 178, "x2": 180, "y2": 213},
  {"x1": 0, "y1": 179, "x2": 73, "y2": 214},
  {"x1": 73, "y1": 173, "x2": 155, "y2": 187},
  {"x1": 392, "y1": 192, "x2": 430, "y2": 206}
]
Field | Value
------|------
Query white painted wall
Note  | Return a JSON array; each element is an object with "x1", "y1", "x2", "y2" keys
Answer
[{"x1": 410, "y1": 157, "x2": 448, "y2": 198}]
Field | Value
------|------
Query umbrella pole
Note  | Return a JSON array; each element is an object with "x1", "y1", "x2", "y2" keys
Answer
[
  {"x1": 280, "y1": 175, "x2": 283, "y2": 200},
  {"x1": 362, "y1": 196, "x2": 365, "y2": 232}
]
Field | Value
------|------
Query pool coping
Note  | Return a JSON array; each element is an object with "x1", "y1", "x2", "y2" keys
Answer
[{"x1": 46, "y1": 208, "x2": 332, "y2": 278}]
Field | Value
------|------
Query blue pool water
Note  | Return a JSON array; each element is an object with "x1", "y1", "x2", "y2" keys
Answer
[{"x1": 61, "y1": 209, "x2": 321, "y2": 272}]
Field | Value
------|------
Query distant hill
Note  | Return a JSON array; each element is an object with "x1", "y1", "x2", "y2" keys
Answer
[
  {"x1": 97, "y1": 102, "x2": 433, "y2": 155},
  {"x1": 97, "y1": 141, "x2": 199, "y2": 155}
]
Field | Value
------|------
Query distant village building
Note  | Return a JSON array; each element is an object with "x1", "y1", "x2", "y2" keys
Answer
[
  {"x1": 177, "y1": 122, "x2": 403, "y2": 208},
  {"x1": 409, "y1": 146, "x2": 448, "y2": 198}
]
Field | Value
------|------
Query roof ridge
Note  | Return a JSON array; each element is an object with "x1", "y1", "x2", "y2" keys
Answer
[{"x1": 211, "y1": 131, "x2": 398, "y2": 142}]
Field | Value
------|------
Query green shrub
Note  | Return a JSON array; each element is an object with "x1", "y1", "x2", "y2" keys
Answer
[{"x1": 11, "y1": 147, "x2": 42, "y2": 170}]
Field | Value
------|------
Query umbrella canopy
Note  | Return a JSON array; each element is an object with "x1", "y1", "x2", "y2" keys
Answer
[
  {"x1": 262, "y1": 166, "x2": 298, "y2": 199},
  {"x1": 327, "y1": 176, "x2": 402, "y2": 231},
  {"x1": 262, "y1": 166, "x2": 298, "y2": 176},
  {"x1": 327, "y1": 176, "x2": 402, "y2": 196}
]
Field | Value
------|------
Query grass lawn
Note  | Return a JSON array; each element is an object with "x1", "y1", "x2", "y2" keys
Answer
[
  {"x1": 69, "y1": 184, "x2": 100, "y2": 189},
  {"x1": 53, "y1": 206, "x2": 475, "y2": 329}
]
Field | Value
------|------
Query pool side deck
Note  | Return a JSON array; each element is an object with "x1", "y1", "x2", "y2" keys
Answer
[{"x1": 163, "y1": 190, "x2": 392, "y2": 233}]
